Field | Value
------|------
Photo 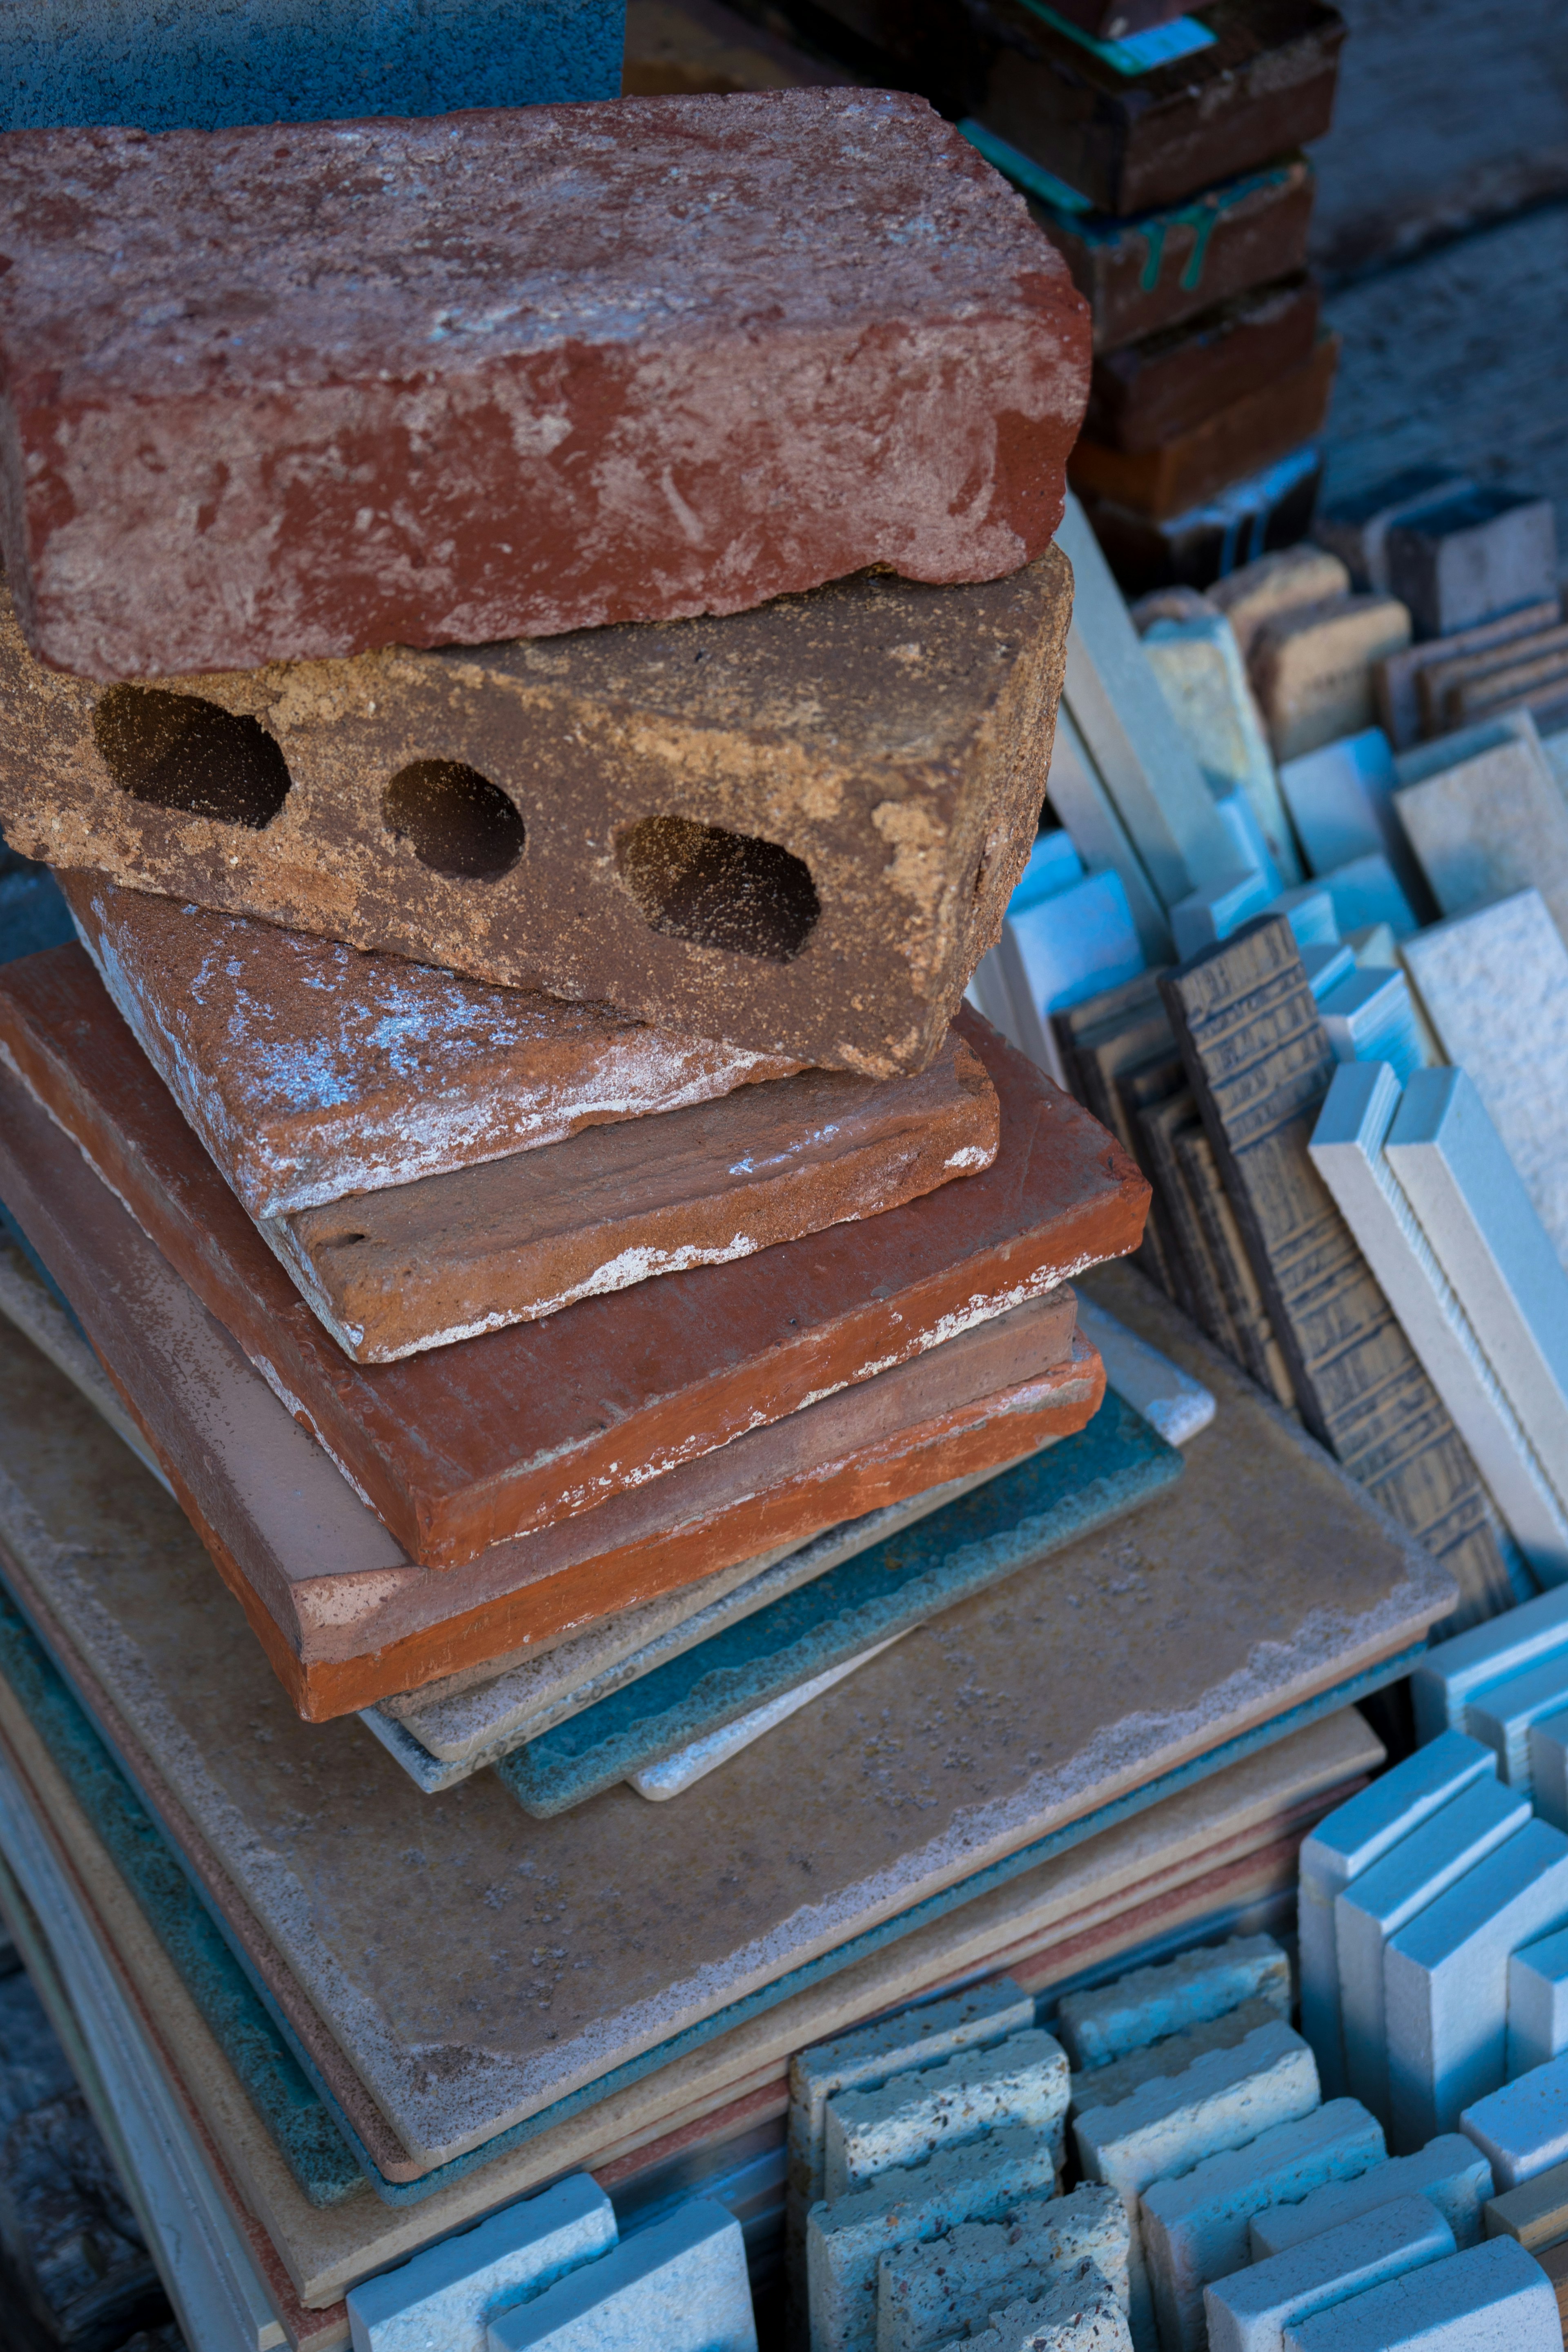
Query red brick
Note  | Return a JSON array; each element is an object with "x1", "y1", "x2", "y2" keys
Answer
[
  {"x1": 0, "y1": 946, "x2": 1148, "y2": 1569},
  {"x1": 0, "y1": 92, "x2": 1090, "y2": 681}
]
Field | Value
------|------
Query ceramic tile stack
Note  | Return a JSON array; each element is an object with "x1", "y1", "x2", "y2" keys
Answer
[
  {"x1": 753, "y1": 0, "x2": 1350, "y2": 593},
  {"x1": 0, "y1": 40, "x2": 1511, "y2": 2352}
]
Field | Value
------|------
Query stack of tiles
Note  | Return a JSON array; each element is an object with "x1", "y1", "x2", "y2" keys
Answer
[
  {"x1": 0, "y1": 65, "x2": 1476, "y2": 2352},
  {"x1": 1311, "y1": 471, "x2": 1568, "y2": 751},
  {"x1": 760, "y1": 0, "x2": 1349, "y2": 593}
]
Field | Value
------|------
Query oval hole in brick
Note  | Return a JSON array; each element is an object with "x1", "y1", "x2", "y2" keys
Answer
[
  {"x1": 381, "y1": 761, "x2": 525, "y2": 882},
  {"x1": 94, "y1": 687, "x2": 292, "y2": 829},
  {"x1": 616, "y1": 815, "x2": 820, "y2": 962}
]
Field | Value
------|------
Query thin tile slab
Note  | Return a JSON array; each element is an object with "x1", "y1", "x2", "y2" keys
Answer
[
  {"x1": 0, "y1": 946, "x2": 1145, "y2": 1566},
  {"x1": 0, "y1": 1060, "x2": 1097, "y2": 1722},
  {"x1": 0, "y1": 1267, "x2": 1452, "y2": 2187},
  {"x1": 256, "y1": 1024, "x2": 998, "y2": 1364},
  {"x1": 65, "y1": 877, "x2": 799, "y2": 1221},
  {"x1": 0, "y1": 1561, "x2": 1381, "y2": 2311},
  {"x1": 494, "y1": 1394, "x2": 1183, "y2": 1816},
  {"x1": 373, "y1": 1319, "x2": 1217, "y2": 1791}
]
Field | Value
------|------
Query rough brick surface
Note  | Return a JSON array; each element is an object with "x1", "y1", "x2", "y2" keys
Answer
[
  {"x1": 1, "y1": 546, "x2": 1073, "y2": 1077},
  {"x1": 67, "y1": 876, "x2": 800, "y2": 1220},
  {"x1": 0, "y1": 93, "x2": 1090, "y2": 682},
  {"x1": 212, "y1": 1016, "x2": 1000, "y2": 1362}
]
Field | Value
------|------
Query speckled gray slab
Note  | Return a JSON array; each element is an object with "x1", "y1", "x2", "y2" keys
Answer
[{"x1": 0, "y1": 1265, "x2": 1455, "y2": 2188}]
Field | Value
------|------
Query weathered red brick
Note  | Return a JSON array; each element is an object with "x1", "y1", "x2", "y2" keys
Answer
[{"x1": 0, "y1": 91, "x2": 1090, "y2": 680}]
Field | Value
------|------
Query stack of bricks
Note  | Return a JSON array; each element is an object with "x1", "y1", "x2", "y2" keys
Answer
[
  {"x1": 755, "y1": 0, "x2": 1350, "y2": 595},
  {"x1": 0, "y1": 91, "x2": 1173, "y2": 1765}
]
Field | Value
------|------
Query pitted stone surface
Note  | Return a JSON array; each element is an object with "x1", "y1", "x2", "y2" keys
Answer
[
  {"x1": 875, "y1": 2185, "x2": 1129, "y2": 2352},
  {"x1": 0, "y1": 92, "x2": 1090, "y2": 681},
  {"x1": 1, "y1": 547, "x2": 1075, "y2": 1077}
]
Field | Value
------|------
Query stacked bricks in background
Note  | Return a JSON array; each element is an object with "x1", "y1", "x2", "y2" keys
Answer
[{"x1": 753, "y1": 0, "x2": 1348, "y2": 591}]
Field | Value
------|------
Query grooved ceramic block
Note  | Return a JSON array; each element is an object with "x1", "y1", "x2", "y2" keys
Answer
[
  {"x1": 1385, "y1": 489, "x2": 1559, "y2": 643},
  {"x1": 1247, "y1": 2136, "x2": 1493, "y2": 2260},
  {"x1": 1067, "y1": 2002, "x2": 1284, "y2": 2119},
  {"x1": 959, "y1": 2258, "x2": 1132, "y2": 2352},
  {"x1": 66, "y1": 876, "x2": 800, "y2": 1220},
  {"x1": 0, "y1": 546, "x2": 1080, "y2": 1080},
  {"x1": 1468, "y1": 1659, "x2": 1568, "y2": 1793},
  {"x1": 1053, "y1": 496, "x2": 1240, "y2": 913},
  {"x1": 826, "y1": 2032, "x2": 1070, "y2": 2198},
  {"x1": 347, "y1": 2176, "x2": 616, "y2": 2352},
  {"x1": 1075, "y1": 2024, "x2": 1320, "y2": 2352},
  {"x1": 1412, "y1": 1591, "x2": 1568, "y2": 1745},
  {"x1": 1071, "y1": 1298, "x2": 1216, "y2": 1446},
  {"x1": 1159, "y1": 916, "x2": 1514, "y2": 1634},
  {"x1": 1462, "y1": 2056, "x2": 1568, "y2": 2191},
  {"x1": 1308, "y1": 1063, "x2": 1568, "y2": 1586},
  {"x1": 1397, "y1": 892, "x2": 1568, "y2": 1263},
  {"x1": 1334, "y1": 1780, "x2": 1530, "y2": 2126},
  {"x1": 1141, "y1": 615, "x2": 1300, "y2": 887},
  {"x1": 1169, "y1": 871, "x2": 1274, "y2": 959},
  {"x1": 0, "y1": 94, "x2": 1091, "y2": 683},
  {"x1": 788, "y1": 1984, "x2": 1036, "y2": 2300},
  {"x1": 1074, "y1": 2025, "x2": 1320, "y2": 2198},
  {"x1": 1384, "y1": 1060, "x2": 1568, "y2": 1495},
  {"x1": 1204, "y1": 2194, "x2": 1455, "y2": 2352},
  {"x1": 808, "y1": 2125, "x2": 1061, "y2": 2352},
  {"x1": 1, "y1": 0, "x2": 625, "y2": 130},
  {"x1": 1250, "y1": 597, "x2": 1414, "y2": 765},
  {"x1": 1301, "y1": 944, "x2": 1356, "y2": 1000},
  {"x1": 1528, "y1": 1715, "x2": 1568, "y2": 1835},
  {"x1": 1210, "y1": 549, "x2": 1353, "y2": 664},
  {"x1": 1140, "y1": 2101, "x2": 1387, "y2": 2352},
  {"x1": 875, "y1": 2184, "x2": 1130, "y2": 2352},
  {"x1": 1392, "y1": 734, "x2": 1568, "y2": 946},
  {"x1": 1316, "y1": 469, "x2": 1471, "y2": 599},
  {"x1": 1282, "y1": 2234, "x2": 1557, "y2": 2352},
  {"x1": 1055, "y1": 1938, "x2": 1291, "y2": 2074},
  {"x1": 1385, "y1": 1820, "x2": 1568, "y2": 2150},
  {"x1": 1297, "y1": 1722, "x2": 1495, "y2": 2107},
  {"x1": 486, "y1": 2198, "x2": 754, "y2": 2351}
]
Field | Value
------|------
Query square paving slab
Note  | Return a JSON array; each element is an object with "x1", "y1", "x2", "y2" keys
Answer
[{"x1": 0, "y1": 1262, "x2": 1453, "y2": 2185}]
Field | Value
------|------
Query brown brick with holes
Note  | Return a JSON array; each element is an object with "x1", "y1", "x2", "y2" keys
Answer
[
  {"x1": 0, "y1": 91, "x2": 1089, "y2": 681},
  {"x1": 0, "y1": 551, "x2": 1072, "y2": 1076}
]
